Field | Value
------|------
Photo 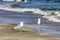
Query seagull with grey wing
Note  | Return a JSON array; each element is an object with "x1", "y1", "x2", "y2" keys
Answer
[{"x1": 12, "y1": 22, "x2": 24, "y2": 30}]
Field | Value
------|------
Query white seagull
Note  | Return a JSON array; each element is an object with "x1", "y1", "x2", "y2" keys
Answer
[{"x1": 12, "y1": 22, "x2": 24, "y2": 30}]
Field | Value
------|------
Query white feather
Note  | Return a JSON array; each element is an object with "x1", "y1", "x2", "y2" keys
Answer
[{"x1": 13, "y1": 22, "x2": 24, "y2": 29}]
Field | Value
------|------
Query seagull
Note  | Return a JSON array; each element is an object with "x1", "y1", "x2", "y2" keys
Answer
[{"x1": 12, "y1": 22, "x2": 24, "y2": 30}]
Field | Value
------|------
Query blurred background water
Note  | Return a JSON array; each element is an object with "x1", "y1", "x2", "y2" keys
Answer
[{"x1": 0, "y1": 0, "x2": 60, "y2": 9}]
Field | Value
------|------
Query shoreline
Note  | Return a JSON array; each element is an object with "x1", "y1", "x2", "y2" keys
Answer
[{"x1": 0, "y1": 24, "x2": 60, "y2": 40}]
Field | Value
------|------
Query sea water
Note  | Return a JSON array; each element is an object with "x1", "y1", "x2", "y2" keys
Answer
[{"x1": 0, "y1": 0, "x2": 60, "y2": 35}]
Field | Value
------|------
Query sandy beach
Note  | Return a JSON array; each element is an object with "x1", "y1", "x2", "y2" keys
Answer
[{"x1": 0, "y1": 24, "x2": 60, "y2": 40}]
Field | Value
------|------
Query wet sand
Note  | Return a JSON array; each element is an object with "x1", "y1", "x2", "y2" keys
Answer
[{"x1": 0, "y1": 24, "x2": 60, "y2": 40}]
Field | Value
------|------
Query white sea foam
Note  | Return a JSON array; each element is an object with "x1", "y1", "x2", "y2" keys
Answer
[{"x1": 0, "y1": 6, "x2": 60, "y2": 22}]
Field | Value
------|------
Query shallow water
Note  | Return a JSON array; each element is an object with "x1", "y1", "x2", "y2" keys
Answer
[
  {"x1": 0, "y1": 10, "x2": 60, "y2": 35},
  {"x1": 24, "y1": 24, "x2": 60, "y2": 35},
  {"x1": 0, "y1": 10, "x2": 43, "y2": 24}
]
